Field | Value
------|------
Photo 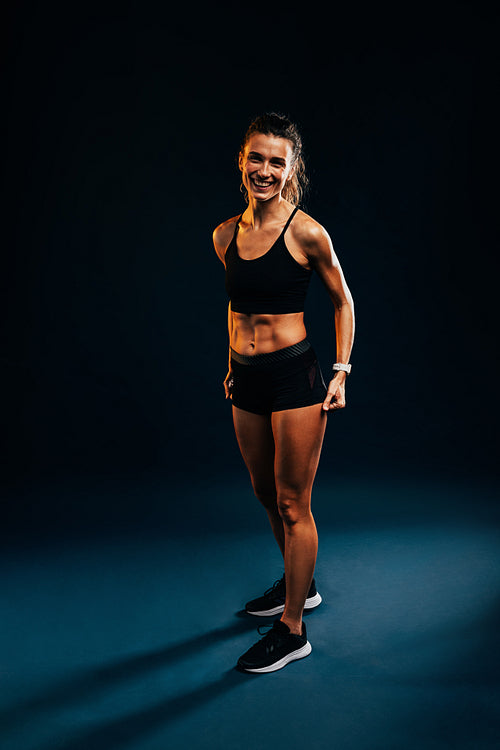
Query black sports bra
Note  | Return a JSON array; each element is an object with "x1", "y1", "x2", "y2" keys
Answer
[{"x1": 224, "y1": 206, "x2": 312, "y2": 314}]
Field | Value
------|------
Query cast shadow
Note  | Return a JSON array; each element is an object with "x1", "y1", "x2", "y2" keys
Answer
[
  {"x1": 2, "y1": 615, "x2": 259, "y2": 738},
  {"x1": 40, "y1": 668, "x2": 245, "y2": 750}
]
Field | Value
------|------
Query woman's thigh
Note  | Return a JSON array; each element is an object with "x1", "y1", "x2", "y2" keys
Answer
[
  {"x1": 232, "y1": 405, "x2": 276, "y2": 495},
  {"x1": 271, "y1": 404, "x2": 327, "y2": 499}
]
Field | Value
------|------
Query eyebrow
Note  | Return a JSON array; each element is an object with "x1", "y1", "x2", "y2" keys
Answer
[{"x1": 247, "y1": 151, "x2": 287, "y2": 165}]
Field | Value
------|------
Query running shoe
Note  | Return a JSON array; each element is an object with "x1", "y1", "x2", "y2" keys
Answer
[
  {"x1": 237, "y1": 619, "x2": 311, "y2": 673},
  {"x1": 245, "y1": 575, "x2": 322, "y2": 616}
]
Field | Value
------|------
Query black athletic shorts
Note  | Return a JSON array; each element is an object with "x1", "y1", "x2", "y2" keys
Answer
[{"x1": 230, "y1": 339, "x2": 328, "y2": 415}]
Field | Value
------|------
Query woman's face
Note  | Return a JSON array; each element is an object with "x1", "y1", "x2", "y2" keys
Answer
[{"x1": 239, "y1": 133, "x2": 295, "y2": 203}]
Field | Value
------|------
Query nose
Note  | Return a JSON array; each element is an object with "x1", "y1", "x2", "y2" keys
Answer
[{"x1": 258, "y1": 161, "x2": 271, "y2": 177}]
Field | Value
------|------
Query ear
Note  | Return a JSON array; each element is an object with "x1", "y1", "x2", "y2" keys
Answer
[
  {"x1": 286, "y1": 164, "x2": 296, "y2": 182},
  {"x1": 238, "y1": 152, "x2": 244, "y2": 172}
]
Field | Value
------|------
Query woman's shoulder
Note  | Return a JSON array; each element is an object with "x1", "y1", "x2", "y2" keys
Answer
[
  {"x1": 291, "y1": 208, "x2": 332, "y2": 252},
  {"x1": 213, "y1": 214, "x2": 241, "y2": 237},
  {"x1": 213, "y1": 215, "x2": 240, "y2": 264},
  {"x1": 213, "y1": 214, "x2": 241, "y2": 264}
]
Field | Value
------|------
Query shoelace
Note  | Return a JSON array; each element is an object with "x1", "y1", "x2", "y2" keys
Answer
[{"x1": 264, "y1": 577, "x2": 285, "y2": 597}]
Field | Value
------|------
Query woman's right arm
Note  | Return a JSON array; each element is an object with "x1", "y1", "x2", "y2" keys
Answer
[
  {"x1": 213, "y1": 220, "x2": 236, "y2": 400},
  {"x1": 224, "y1": 301, "x2": 234, "y2": 399}
]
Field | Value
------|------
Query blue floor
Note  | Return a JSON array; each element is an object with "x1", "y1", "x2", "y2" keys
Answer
[{"x1": 2, "y1": 475, "x2": 500, "y2": 749}]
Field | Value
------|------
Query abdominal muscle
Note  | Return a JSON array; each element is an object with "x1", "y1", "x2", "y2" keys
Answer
[{"x1": 231, "y1": 312, "x2": 307, "y2": 355}]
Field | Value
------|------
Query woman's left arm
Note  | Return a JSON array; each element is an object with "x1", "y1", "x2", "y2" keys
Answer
[{"x1": 304, "y1": 222, "x2": 355, "y2": 412}]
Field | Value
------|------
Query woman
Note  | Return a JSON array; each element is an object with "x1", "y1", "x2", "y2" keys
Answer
[{"x1": 213, "y1": 113, "x2": 355, "y2": 673}]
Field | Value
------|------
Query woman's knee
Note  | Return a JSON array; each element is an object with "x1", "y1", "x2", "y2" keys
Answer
[
  {"x1": 276, "y1": 489, "x2": 311, "y2": 527},
  {"x1": 252, "y1": 483, "x2": 277, "y2": 510}
]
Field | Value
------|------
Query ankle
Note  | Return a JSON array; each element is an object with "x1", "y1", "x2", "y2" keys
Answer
[{"x1": 280, "y1": 616, "x2": 303, "y2": 636}]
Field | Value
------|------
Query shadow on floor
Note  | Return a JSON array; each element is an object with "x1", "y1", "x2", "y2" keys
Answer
[
  {"x1": 3, "y1": 616, "x2": 259, "y2": 744},
  {"x1": 40, "y1": 668, "x2": 245, "y2": 750}
]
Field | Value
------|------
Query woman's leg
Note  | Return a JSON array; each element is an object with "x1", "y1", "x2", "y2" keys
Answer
[
  {"x1": 232, "y1": 405, "x2": 285, "y2": 555},
  {"x1": 272, "y1": 403, "x2": 327, "y2": 634}
]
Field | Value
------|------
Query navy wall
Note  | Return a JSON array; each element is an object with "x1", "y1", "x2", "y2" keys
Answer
[{"x1": 2, "y1": 2, "x2": 498, "y2": 522}]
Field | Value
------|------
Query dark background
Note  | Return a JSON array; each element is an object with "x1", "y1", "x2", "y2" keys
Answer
[{"x1": 2, "y1": 1, "x2": 498, "y2": 531}]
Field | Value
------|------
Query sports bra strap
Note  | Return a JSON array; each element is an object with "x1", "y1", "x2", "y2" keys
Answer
[
  {"x1": 282, "y1": 205, "x2": 299, "y2": 234},
  {"x1": 232, "y1": 214, "x2": 243, "y2": 238}
]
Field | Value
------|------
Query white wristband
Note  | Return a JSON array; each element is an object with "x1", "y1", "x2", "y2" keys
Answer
[{"x1": 332, "y1": 362, "x2": 352, "y2": 375}]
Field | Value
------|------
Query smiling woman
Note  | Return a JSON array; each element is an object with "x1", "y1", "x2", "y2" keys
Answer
[
  {"x1": 238, "y1": 115, "x2": 308, "y2": 206},
  {"x1": 212, "y1": 112, "x2": 355, "y2": 674}
]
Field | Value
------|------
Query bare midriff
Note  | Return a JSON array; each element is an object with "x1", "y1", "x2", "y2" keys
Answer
[{"x1": 230, "y1": 312, "x2": 307, "y2": 355}]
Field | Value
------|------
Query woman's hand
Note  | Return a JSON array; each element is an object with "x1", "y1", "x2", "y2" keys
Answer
[
  {"x1": 322, "y1": 372, "x2": 346, "y2": 412},
  {"x1": 223, "y1": 370, "x2": 234, "y2": 400}
]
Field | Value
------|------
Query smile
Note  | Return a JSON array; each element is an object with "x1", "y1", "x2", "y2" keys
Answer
[{"x1": 251, "y1": 178, "x2": 273, "y2": 189}]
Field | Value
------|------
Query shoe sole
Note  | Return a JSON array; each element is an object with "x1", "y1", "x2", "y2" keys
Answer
[
  {"x1": 240, "y1": 641, "x2": 312, "y2": 673},
  {"x1": 246, "y1": 592, "x2": 322, "y2": 617}
]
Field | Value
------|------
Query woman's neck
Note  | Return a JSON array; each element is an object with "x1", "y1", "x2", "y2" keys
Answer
[{"x1": 244, "y1": 195, "x2": 292, "y2": 229}]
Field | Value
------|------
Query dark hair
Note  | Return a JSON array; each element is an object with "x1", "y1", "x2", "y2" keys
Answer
[{"x1": 238, "y1": 112, "x2": 308, "y2": 206}]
